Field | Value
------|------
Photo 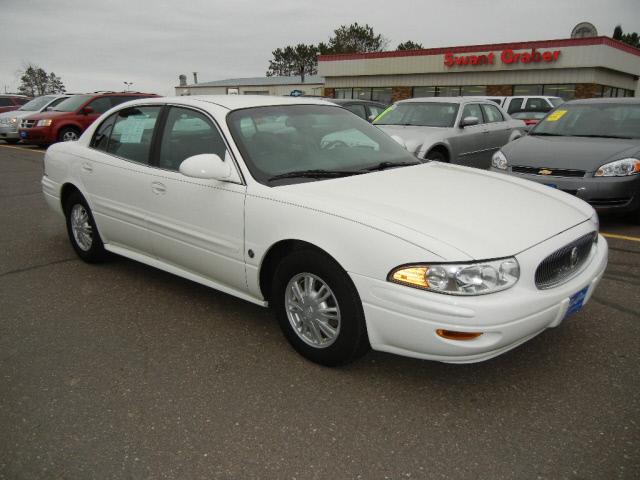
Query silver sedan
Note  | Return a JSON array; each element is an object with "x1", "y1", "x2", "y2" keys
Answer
[{"x1": 374, "y1": 97, "x2": 526, "y2": 169}]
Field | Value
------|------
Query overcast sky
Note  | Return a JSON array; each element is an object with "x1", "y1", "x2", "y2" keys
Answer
[{"x1": 1, "y1": 0, "x2": 638, "y2": 96}]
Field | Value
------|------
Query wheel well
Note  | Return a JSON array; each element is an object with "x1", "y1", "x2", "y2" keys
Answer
[
  {"x1": 60, "y1": 183, "x2": 82, "y2": 211},
  {"x1": 425, "y1": 145, "x2": 450, "y2": 162},
  {"x1": 259, "y1": 240, "x2": 338, "y2": 302}
]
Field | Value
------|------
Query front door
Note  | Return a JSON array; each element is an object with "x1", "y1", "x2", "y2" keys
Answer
[
  {"x1": 145, "y1": 106, "x2": 247, "y2": 293},
  {"x1": 450, "y1": 103, "x2": 490, "y2": 168}
]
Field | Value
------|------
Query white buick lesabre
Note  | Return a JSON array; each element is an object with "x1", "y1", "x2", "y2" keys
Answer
[{"x1": 42, "y1": 96, "x2": 608, "y2": 366}]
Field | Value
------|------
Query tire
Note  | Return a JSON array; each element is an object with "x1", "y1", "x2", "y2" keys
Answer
[
  {"x1": 271, "y1": 249, "x2": 370, "y2": 366},
  {"x1": 425, "y1": 149, "x2": 447, "y2": 162},
  {"x1": 4, "y1": 139, "x2": 19, "y2": 144},
  {"x1": 64, "y1": 191, "x2": 107, "y2": 263},
  {"x1": 58, "y1": 127, "x2": 80, "y2": 143}
]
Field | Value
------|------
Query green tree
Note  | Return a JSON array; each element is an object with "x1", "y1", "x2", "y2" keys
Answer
[
  {"x1": 397, "y1": 40, "x2": 424, "y2": 51},
  {"x1": 18, "y1": 64, "x2": 66, "y2": 97},
  {"x1": 321, "y1": 22, "x2": 387, "y2": 54},
  {"x1": 266, "y1": 44, "x2": 319, "y2": 82},
  {"x1": 612, "y1": 25, "x2": 640, "y2": 48}
]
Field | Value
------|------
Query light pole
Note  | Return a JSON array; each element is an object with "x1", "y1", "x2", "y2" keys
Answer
[{"x1": 123, "y1": 81, "x2": 133, "y2": 92}]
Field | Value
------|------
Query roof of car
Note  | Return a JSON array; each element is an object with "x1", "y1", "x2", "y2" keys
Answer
[
  {"x1": 136, "y1": 95, "x2": 337, "y2": 110},
  {"x1": 564, "y1": 97, "x2": 640, "y2": 105},
  {"x1": 397, "y1": 96, "x2": 498, "y2": 105},
  {"x1": 329, "y1": 98, "x2": 387, "y2": 106}
]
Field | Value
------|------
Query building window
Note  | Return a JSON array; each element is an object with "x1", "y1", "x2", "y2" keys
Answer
[
  {"x1": 437, "y1": 86, "x2": 462, "y2": 97},
  {"x1": 353, "y1": 88, "x2": 372, "y2": 100},
  {"x1": 513, "y1": 85, "x2": 543, "y2": 96},
  {"x1": 371, "y1": 87, "x2": 393, "y2": 104},
  {"x1": 413, "y1": 86, "x2": 436, "y2": 98},
  {"x1": 543, "y1": 84, "x2": 576, "y2": 100},
  {"x1": 460, "y1": 85, "x2": 487, "y2": 96},
  {"x1": 335, "y1": 88, "x2": 353, "y2": 99}
]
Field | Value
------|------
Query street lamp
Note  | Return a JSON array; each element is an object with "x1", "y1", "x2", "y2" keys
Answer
[{"x1": 123, "y1": 81, "x2": 133, "y2": 92}]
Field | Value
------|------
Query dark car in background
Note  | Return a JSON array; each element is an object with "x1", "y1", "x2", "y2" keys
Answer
[
  {"x1": 491, "y1": 98, "x2": 640, "y2": 222},
  {"x1": 510, "y1": 111, "x2": 548, "y2": 131},
  {"x1": 18, "y1": 91, "x2": 158, "y2": 146},
  {"x1": 329, "y1": 98, "x2": 387, "y2": 122},
  {"x1": 0, "y1": 95, "x2": 30, "y2": 114}
]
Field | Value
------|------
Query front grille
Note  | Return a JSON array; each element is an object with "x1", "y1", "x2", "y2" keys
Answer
[
  {"x1": 512, "y1": 166, "x2": 586, "y2": 177},
  {"x1": 535, "y1": 232, "x2": 597, "y2": 289},
  {"x1": 20, "y1": 119, "x2": 36, "y2": 129}
]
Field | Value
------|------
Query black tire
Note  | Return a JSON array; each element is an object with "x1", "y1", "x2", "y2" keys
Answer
[
  {"x1": 425, "y1": 149, "x2": 447, "y2": 162},
  {"x1": 58, "y1": 126, "x2": 81, "y2": 143},
  {"x1": 64, "y1": 191, "x2": 107, "y2": 263},
  {"x1": 4, "y1": 139, "x2": 19, "y2": 144},
  {"x1": 271, "y1": 249, "x2": 370, "y2": 366}
]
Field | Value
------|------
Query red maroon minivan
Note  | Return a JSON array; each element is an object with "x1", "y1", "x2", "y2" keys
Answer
[{"x1": 19, "y1": 92, "x2": 158, "y2": 145}]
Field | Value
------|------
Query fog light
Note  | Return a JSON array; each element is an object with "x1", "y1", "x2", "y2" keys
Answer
[{"x1": 436, "y1": 329, "x2": 483, "y2": 341}]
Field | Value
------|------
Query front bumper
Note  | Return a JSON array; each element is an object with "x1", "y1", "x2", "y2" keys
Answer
[
  {"x1": 491, "y1": 167, "x2": 640, "y2": 214},
  {"x1": 18, "y1": 126, "x2": 54, "y2": 144},
  {"x1": 351, "y1": 222, "x2": 608, "y2": 363},
  {"x1": 0, "y1": 124, "x2": 19, "y2": 140}
]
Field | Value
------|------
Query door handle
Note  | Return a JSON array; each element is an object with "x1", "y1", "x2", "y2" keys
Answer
[
  {"x1": 151, "y1": 181, "x2": 166, "y2": 195},
  {"x1": 81, "y1": 162, "x2": 93, "y2": 173}
]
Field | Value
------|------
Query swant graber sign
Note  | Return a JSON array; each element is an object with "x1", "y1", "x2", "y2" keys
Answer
[{"x1": 444, "y1": 48, "x2": 561, "y2": 67}]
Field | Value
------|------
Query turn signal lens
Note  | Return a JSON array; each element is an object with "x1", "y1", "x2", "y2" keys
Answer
[
  {"x1": 436, "y1": 329, "x2": 483, "y2": 341},
  {"x1": 392, "y1": 266, "x2": 428, "y2": 288}
]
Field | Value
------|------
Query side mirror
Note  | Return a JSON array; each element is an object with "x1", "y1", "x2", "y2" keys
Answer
[
  {"x1": 82, "y1": 106, "x2": 95, "y2": 115},
  {"x1": 459, "y1": 116, "x2": 479, "y2": 128},
  {"x1": 367, "y1": 114, "x2": 377, "y2": 123},
  {"x1": 179, "y1": 153, "x2": 236, "y2": 181}
]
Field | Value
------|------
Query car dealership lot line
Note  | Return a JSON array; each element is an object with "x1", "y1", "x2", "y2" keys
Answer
[{"x1": 0, "y1": 144, "x2": 45, "y2": 154}]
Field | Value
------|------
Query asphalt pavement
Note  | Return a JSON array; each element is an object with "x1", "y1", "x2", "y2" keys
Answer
[{"x1": 1, "y1": 143, "x2": 639, "y2": 480}]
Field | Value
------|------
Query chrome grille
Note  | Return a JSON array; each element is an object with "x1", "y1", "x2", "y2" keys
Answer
[
  {"x1": 535, "y1": 232, "x2": 597, "y2": 289},
  {"x1": 20, "y1": 119, "x2": 36, "y2": 129},
  {"x1": 512, "y1": 166, "x2": 586, "y2": 177}
]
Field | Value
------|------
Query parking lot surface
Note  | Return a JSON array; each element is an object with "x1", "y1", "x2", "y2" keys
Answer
[{"x1": 1, "y1": 143, "x2": 639, "y2": 480}]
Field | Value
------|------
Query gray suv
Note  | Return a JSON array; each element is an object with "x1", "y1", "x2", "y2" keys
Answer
[
  {"x1": 0, "y1": 94, "x2": 71, "y2": 144},
  {"x1": 374, "y1": 97, "x2": 525, "y2": 169}
]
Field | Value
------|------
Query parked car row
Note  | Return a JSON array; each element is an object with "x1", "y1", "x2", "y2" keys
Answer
[{"x1": 0, "y1": 94, "x2": 31, "y2": 113}]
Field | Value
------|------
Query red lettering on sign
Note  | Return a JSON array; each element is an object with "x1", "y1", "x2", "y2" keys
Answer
[{"x1": 445, "y1": 48, "x2": 561, "y2": 67}]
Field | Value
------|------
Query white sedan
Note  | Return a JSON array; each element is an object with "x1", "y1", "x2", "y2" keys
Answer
[{"x1": 42, "y1": 95, "x2": 608, "y2": 366}]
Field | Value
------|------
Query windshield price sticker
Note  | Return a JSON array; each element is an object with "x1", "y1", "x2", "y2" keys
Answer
[{"x1": 545, "y1": 110, "x2": 567, "y2": 122}]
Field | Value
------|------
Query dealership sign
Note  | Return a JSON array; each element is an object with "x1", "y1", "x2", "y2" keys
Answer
[{"x1": 444, "y1": 48, "x2": 561, "y2": 67}]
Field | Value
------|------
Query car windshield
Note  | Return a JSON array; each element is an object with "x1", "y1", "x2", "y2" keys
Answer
[
  {"x1": 549, "y1": 98, "x2": 564, "y2": 107},
  {"x1": 227, "y1": 104, "x2": 420, "y2": 185},
  {"x1": 18, "y1": 95, "x2": 57, "y2": 112},
  {"x1": 52, "y1": 94, "x2": 92, "y2": 112},
  {"x1": 511, "y1": 111, "x2": 547, "y2": 120},
  {"x1": 530, "y1": 102, "x2": 640, "y2": 139},
  {"x1": 373, "y1": 102, "x2": 459, "y2": 127}
]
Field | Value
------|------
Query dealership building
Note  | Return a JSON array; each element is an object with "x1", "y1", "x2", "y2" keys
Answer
[{"x1": 317, "y1": 36, "x2": 640, "y2": 104}]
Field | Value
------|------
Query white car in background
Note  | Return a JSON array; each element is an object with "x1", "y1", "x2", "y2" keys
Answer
[
  {"x1": 0, "y1": 94, "x2": 71, "y2": 144},
  {"x1": 42, "y1": 95, "x2": 607, "y2": 366}
]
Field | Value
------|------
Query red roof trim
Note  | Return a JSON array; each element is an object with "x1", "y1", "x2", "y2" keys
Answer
[{"x1": 318, "y1": 36, "x2": 640, "y2": 61}]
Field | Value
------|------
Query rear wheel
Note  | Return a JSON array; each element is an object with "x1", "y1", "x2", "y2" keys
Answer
[
  {"x1": 58, "y1": 127, "x2": 80, "y2": 142},
  {"x1": 64, "y1": 191, "x2": 106, "y2": 263},
  {"x1": 271, "y1": 250, "x2": 369, "y2": 366}
]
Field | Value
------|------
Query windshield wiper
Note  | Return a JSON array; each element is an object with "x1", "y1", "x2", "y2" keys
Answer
[
  {"x1": 268, "y1": 169, "x2": 362, "y2": 182},
  {"x1": 362, "y1": 161, "x2": 421, "y2": 172},
  {"x1": 573, "y1": 134, "x2": 634, "y2": 139}
]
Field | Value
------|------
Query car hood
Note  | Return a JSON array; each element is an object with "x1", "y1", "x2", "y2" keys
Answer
[
  {"x1": 503, "y1": 135, "x2": 640, "y2": 172},
  {"x1": 0, "y1": 110, "x2": 38, "y2": 120},
  {"x1": 376, "y1": 125, "x2": 452, "y2": 153},
  {"x1": 276, "y1": 162, "x2": 593, "y2": 260}
]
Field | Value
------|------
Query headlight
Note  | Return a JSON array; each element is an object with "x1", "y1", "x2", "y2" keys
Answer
[
  {"x1": 595, "y1": 158, "x2": 640, "y2": 177},
  {"x1": 36, "y1": 119, "x2": 53, "y2": 127},
  {"x1": 10, "y1": 117, "x2": 17, "y2": 124},
  {"x1": 491, "y1": 150, "x2": 508, "y2": 170},
  {"x1": 388, "y1": 258, "x2": 520, "y2": 296}
]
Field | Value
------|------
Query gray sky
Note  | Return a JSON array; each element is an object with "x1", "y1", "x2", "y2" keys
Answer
[{"x1": 1, "y1": 0, "x2": 638, "y2": 96}]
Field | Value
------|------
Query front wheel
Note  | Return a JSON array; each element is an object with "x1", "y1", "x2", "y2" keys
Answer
[
  {"x1": 58, "y1": 127, "x2": 80, "y2": 142},
  {"x1": 271, "y1": 250, "x2": 369, "y2": 366},
  {"x1": 425, "y1": 150, "x2": 447, "y2": 162},
  {"x1": 64, "y1": 191, "x2": 107, "y2": 263}
]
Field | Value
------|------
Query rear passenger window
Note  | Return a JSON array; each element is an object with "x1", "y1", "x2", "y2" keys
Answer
[
  {"x1": 344, "y1": 104, "x2": 367, "y2": 119},
  {"x1": 507, "y1": 98, "x2": 524, "y2": 114},
  {"x1": 525, "y1": 98, "x2": 552, "y2": 112},
  {"x1": 0, "y1": 98, "x2": 12, "y2": 106},
  {"x1": 481, "y1": 104, "x2": 505, "y2": 123},
  {"x1": 105, "y1": 106, "x2": 160, "y2": 164},
  {"x1": 158, "y1": 107, "x2": 227, "y2": 172}
]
